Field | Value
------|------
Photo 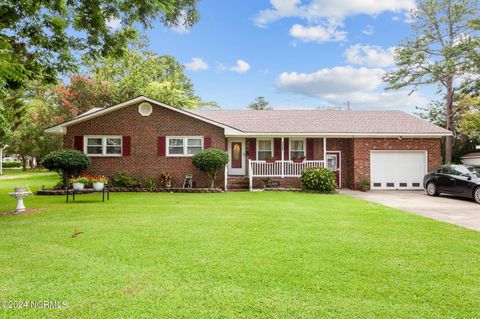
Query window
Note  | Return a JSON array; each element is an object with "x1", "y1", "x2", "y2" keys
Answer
[
  {"x1": 290, "y1": 139, "x2": 305, "y2": 159},
  {"x1": 257, "y1": 140, "x2": 273, "y2": 160},
  {"x1": 167, "y1": 137, "x2": 203, "y2": 156},
  {"x1": 85, "y1": 136, "x2": 122, "y2": 156}
]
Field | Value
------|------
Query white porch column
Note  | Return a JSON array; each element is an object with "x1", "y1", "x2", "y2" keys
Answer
[
  {"x1": 323, "y1": 137, "x2": 327, "y2": 168},
  {"x1": 0, "y1": 146, "x2": 3, "y2": 175},
  {"x1": 281, "y1": 137, "x2": 284, "y2": 178}
]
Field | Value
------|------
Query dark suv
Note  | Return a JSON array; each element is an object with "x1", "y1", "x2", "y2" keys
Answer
[{"x1": 423, "y1": 164, "x2": 480, "y2": 204}]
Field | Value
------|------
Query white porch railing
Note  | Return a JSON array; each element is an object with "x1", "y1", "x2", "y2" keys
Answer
[{"x1": 248, "y1": 159, "x2": 324, "y2": 191}]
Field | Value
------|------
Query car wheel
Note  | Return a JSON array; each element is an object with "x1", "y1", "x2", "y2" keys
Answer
[
  {"x1": 426, "y1": 182, "x2": 439, "y2": 196},
  {"x1": 474, "y1": 187, "x2": 480, "y2": 204}
]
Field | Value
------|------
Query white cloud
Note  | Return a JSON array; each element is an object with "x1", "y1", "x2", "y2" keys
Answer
[
  {"x1": 171, "y1": 11, "x2": 190, "y2": 33},
  {"x1": 276, "y1": 66, "x2": 385, "y2": 96},
  {"x1": 254, "y1": 0, "x2": 416, "y2": 26},
  {"x1": 289, "y1": 23, "x2": 346, "y2": 43},
  {"x1": 220, "y1": 60, "x2": 250, "y2": 73},
  {"x1": 362, "y1": 25, "x2": 374, "y2": 36},
  {"x1": 184, "y1": 58, "x2": 209, "y2": 71},
  {"x1": 345, "y1": 44, "x2": 396, "y2": 68},
  {"x1": 106, "y1": 17, "x2": 122, "y2": 30},
  {"x1": 276, "y1": 65, "x2": 428, "y2": 108}
]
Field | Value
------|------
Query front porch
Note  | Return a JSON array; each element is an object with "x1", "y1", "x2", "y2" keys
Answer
[{"x1": 225, "y1": 137, "x2": 345, "y2": 191}]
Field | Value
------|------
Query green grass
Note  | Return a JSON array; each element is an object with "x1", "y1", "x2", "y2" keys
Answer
[{"x1": 0, "y1": 174, "x2": 479, "y2": 318}]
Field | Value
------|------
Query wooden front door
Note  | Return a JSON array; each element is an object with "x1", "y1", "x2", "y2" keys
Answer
[
  {"x1": 326, "y1": 152, "x2": 341, "y2": 188},
  {"x1": 228, "y1": 140, "x2": 245, "y2": 175}
]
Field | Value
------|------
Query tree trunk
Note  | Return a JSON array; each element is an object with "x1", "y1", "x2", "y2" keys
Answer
[
  {"x1": 20, "y1": 154, "x2": 27, "y2": 171},
  {"x1": 445, "y1": 76, "x2": 454, "y2": 163},
  {"x1": 210, "y1": 172, "x2": 216, "y2": 188}
]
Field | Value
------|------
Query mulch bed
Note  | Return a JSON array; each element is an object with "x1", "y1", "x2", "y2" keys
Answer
[
  {"x1": 0, "y1": 208, "x2": 45, "y2": 217},
  {"x1": 263, "y1": 188, "x2": 338, "y2": 194},
  {"x1": 37, "y1": 187, "x2": 224, "y2": 195}
]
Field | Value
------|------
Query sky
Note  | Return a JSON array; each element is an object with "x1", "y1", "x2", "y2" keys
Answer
[{"x1": 129, "y1": 0, "x2": 436, "y2": 111}]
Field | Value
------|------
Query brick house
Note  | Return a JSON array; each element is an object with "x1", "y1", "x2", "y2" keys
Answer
[{"x1": 46, "y1": 96, "x2": 451, "y2": 190}]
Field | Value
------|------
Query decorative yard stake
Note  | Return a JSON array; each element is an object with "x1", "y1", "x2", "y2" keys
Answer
[{"x1": 9, "y1": 187, "x2": 32, "y2": 213}]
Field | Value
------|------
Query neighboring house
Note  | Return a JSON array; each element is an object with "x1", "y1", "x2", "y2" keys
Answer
[
  {"x1": 45, "y1": 96, "x2": 451, "y2": 190},
  {"x1": 461, "y1": 152, "x2": 480, "y2": 166}
]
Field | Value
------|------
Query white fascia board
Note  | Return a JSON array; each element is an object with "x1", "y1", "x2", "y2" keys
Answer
[{"x1": 225, "y1": 132, "x2": 451, "y2": 138}]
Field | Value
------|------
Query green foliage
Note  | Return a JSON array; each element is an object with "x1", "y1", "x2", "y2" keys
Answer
[
  {"x1": 1, "y1": 161, "x2": 21, "y2": 168},
  {"x1": 383, "y1": 0, "x2": 480, "y2": 162},
  {"x1": 41, "y1": 149, "x2": 89, "y2": 186},
  {"x1": 360, "y1": 178, "x2": 370, "y2": 186},
  {"x1": 110, "y1": 172, "x2": 140, "y2": 188},
  {"x1": 301, "y1": 167, "x2": 336, "y2": 192},
  {"x1": 192, "y1": 149, "x2": 228, "y2": 188},
  {"x1": 87, "y1": 46, "x2": 216, "y2": 109},
  {"x1": 0, "y1": 0, "x2": 200, "y2": 98},
  {"x1": 70, "y1": 176, "x2": 90, "y2": 185},
  {"x1": 145, "y1": 178, "x2": 157, "y2": 192},
  {"x1": 248, "y1": 96, "x2": 272, "y2": 110}
]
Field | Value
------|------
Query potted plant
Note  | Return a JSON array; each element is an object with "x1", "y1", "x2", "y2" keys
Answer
[
  {"x1": 265, "y1": 155, "x2": 277, "y2": 163},
  {"x1": 292, "y1": 156, "x2": 305, "y2": 163},
  {"x1": 70, "y1": 176, "x2": 90, "y2": 191},
  {"x1": 360, "y1": 178, "x2": 370, "y2": 192},
  {"x1": 90, "y1": 175, "x2": 108, "y2": 191},
  {"x1": 160, "y1": 172, "x2": 173, "y2": 188}
]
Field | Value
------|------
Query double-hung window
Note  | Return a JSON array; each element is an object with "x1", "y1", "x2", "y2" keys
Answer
[
  {"x1": 85, "y1": 136, "x2": 122, "y2": 156},
  {"x1": 167, "y1": 137, "x2": 203, "y2": 156},
  {"x1": 290, "y1": 139, "x2": 305, "y2": 159},
  {"x1": 257, "y1": 140, "x2": 273, "y2": 160}
]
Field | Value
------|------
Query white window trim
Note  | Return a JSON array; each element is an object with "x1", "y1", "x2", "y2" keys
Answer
[
  {"x1": 256, "y1": 139, "x2": 273, "y2": 160},
  {"x1": 289, "y1": 138, "x2": 306, "y2": 159},
  {"x1": 166, "y1": 136, "x2": 204, "y2": 157},
  {"x1": 84, "y1": 135, "x2": 122, "y2": 157}
]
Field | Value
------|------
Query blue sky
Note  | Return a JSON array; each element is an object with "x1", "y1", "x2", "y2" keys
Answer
[{"x1": 136, "y1": 0, "x2": 434, "y2": 111}]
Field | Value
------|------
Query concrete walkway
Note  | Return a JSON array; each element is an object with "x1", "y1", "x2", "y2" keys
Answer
[{"x1": 341, "y1": 189, "x2": 480, "y2": 232}]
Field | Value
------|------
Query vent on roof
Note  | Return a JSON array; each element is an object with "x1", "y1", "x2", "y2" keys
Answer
[{"x1": 138, "y1": 102, "x2": 153, "y2": 116}]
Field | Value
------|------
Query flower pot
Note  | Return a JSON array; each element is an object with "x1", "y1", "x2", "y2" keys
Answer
[
  {"x1": 360, "y1": 185, "x2": 369, "y2": 192},
  {"x1": 72, "y1": 182, "x2": 84, "y2": 191},
  {"x1": 292, "y1": 159, "x2": 304, "y2": 163},
  {"x1": 165, "y1": 180, "x2": 172, "y2": 188},
  {"x1": 93, "y1": 182, "x2": 104, "y2": 191}
]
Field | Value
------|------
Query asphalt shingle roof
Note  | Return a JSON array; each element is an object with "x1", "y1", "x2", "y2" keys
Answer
[{"x1": 189, "y1": 109, "x2": 450, "y2": 134}]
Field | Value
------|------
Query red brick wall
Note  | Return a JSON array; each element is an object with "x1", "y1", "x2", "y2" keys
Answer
[
  {"x1": 351, "y1": 138, "x2": 441, "y2": 189},
  {"x1": 64, "y1": 102, "x2": 227, "y2": 188}
]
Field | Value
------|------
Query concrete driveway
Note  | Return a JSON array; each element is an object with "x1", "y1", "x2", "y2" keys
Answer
[{"x1": 341, "y1": 189, "x2": 480, "y2": 232}]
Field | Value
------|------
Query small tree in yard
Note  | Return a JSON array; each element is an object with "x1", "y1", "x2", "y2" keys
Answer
[
  {"x1": 192, "y1": 149, "x2": 228, "y2": 188},
  {"x1": 41, "y1": 149, "x2": 89, "y2": 187}
]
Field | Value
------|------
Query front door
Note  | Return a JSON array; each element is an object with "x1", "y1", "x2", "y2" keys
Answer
[
  {"x1": 228, "y1": 140, "x2": 245, "y2": 175},
  {"x1": 326, "y1": 152, "x2": 341, "y2": 188}
]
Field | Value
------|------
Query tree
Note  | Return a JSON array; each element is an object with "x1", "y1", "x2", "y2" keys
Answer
[
  {"x1": 42, "y1": 150, "x2": 90, "y2": 186},
  {"x1": 192, "y1": 149, "x2": 229, "y2": 188},
  {"x1": 248, "y1": 96, "x2": 272, "y2": 110},
  {"x1": 0, "y1": 0, "x2": 200, "y2": 95},
  {"x1": 383, "y1": 0, "x2": 480, "y2": 163},
  {"x1": 52, "y1": 75, "x2": 114, "y2": 121},
  {"x1": 87, "y1": 46, "x2": 216, "y2": 109},
  {"x1": 458, "y1": 94, "x2": 480, "y2": 143}
]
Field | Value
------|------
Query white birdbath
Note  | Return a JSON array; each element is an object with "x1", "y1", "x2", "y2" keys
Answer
[{"x1": 9, "y1": 187, "x2": 32, "y2": 213}]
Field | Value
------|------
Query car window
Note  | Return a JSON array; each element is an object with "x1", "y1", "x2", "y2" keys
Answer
[
  {"x1": 440, "y1": 166, "x2": 454, "y2": 174},
  {"x1": 452, "y1": 165, "x2": 470, "y2": 176},
  {"x1": 466, "y1": 166, "x2": 480, "y2": 178}
]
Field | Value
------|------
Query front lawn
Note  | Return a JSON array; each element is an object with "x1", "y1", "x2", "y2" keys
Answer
[{"x1": 0, "y1": 174, "x2": 479, "y2": 318}]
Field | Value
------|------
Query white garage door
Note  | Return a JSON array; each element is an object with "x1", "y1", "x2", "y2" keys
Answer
[{"x1": 370, "y1": 151, "x2": 427, "y2": 190}]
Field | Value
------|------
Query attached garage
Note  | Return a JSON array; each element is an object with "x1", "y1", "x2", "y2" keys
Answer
[{"x1": 370, "y1": 151, "x2": 427, "y2": 190}]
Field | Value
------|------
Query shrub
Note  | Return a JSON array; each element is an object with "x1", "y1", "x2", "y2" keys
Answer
[
  {"x1": 41, "y1": 149, "x2": 89, "y2": 186},
  {"x1": 300, "y1": 167, "x2": 336, "y2": 192},
  {"x1": 2, "y1": 161, "x2": 22, "y2": 168},
  {"x1": 192, "y1": 148, "x2": 228, "y2": 188},
  {"x1": 110, "y1": 172, "x2": 140, "y2": 188}
]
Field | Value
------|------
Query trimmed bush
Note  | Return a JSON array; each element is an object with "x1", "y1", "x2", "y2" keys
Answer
[
  {"x1": 300, "y1": 167, "x2": 336, "y2": 192},
  {"x1": 192, "y1": 148, "x2": 228, "y2": 188},
  {"x1": 41, "y1": 149, "x2": 89, "y2": 186},
  {"x1": 1, "y1": 161, "x2": 22, "y2": 168},
  {"x1": 110, "y1": 172, "x2": 140, "y2": 188}
]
